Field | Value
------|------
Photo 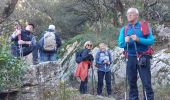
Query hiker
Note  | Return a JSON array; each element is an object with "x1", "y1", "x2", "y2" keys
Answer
[
  {"x1": 74, "y1": 41, "x2": 94, "y2": 94},
  {"x1": 9, "y1": 23, "x2": 38, "y2": 65},
  {"x1": 95, "y1": 43, "x2": 112, "y2": 96},
  {"x1": 38, "y1": 25, "x2": 62, "y2": 62},
  {"x1": 118, "y1": 8, "x2": 154, "y2": 100}
]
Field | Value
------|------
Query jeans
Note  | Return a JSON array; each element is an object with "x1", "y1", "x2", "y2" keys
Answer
[
  {"x1": 79, "y1": 77, "x2": 88, "y2": 94},
  {"x1": 39, "y1": 50, "x2": 57, "y2": 62},
  {"x1": 127, "y1": 56, "x2": 154, "y2": 100},
  {"x1": 11, "y1": 44, "x2": 38, "y2": 64},
  {"x1": 97, "y1": 70, "x2": 112, "y2": 95}
]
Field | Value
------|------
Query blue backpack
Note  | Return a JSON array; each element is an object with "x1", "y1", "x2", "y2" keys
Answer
[{"x1": 76, "y1": 50, "x2": 83, "y2": 64}]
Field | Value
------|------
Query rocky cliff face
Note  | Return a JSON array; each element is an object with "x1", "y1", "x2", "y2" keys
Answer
[
  {"x1": 0, "y1": 62, "x2": 60, "y2": 100},
  {"x1": 156, "y1": 25, "x2": 170, "y2": 49}
]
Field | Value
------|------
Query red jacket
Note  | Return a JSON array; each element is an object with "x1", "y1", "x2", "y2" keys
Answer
[{"x1": 74, "y1": 61, "x2": 91, "y2": 81}]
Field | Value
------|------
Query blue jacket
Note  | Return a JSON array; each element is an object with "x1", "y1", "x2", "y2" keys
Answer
[
  {"x1": 118, "y1": 22, "x2": 154, "y2": 56},
  {"x1": 95, "y1": 50, "x2": 112, "y2": 72}
]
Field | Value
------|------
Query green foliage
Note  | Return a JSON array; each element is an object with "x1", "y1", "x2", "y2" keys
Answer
[
  {"x1": 44, "y1": 80, "x2": 78, "y2": 100},
  {"x1": 58, "y1": 25, "x2": 118, "y2": 58},
  {"x1": 0, "y1": 35, "x2": 24, "y2": 91}
]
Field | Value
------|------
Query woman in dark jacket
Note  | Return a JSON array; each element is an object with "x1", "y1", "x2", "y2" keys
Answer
[{"x1": 75, "y1": 41, "x2": 94, "y2": 94}]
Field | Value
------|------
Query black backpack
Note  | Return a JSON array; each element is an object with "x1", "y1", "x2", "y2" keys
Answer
[{"x1": 75, "y1": 50, "x2": 83, "y2": 64}]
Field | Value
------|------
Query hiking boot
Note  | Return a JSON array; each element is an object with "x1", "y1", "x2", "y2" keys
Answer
[{"x1": 33, "y1": 61, "x2": 39, "y2": 65}]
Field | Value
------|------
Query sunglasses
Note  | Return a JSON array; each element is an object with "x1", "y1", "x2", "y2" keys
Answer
[{"x1": 86, "y1": 44, "x2": 92, "y2": 47}]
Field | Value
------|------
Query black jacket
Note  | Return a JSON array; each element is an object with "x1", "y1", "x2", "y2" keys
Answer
[
  {"x1": 11, "y1": 30, "x2": 34, "y2": 47},
  {"x1": 81, "y1": 48, "x2": 94, "y2": 62}
]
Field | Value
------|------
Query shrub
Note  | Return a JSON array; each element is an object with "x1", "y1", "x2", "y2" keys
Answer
[{"x1": 0, "y1": 35, "x2": 24, "y2": 91}]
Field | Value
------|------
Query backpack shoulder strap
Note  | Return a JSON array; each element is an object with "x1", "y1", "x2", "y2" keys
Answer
[
  {"x1": 107, "y1": 50, "x2": 111, "y2": 57},
  {"x1": 124, "y1": 25, "x2": 128, "y2": 37},
  {"x1": 140, "y1": 20, "x2": 150, "y2": 36}
]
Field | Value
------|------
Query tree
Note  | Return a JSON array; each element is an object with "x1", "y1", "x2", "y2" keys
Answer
[{"x1": 0, "y1": 0, "x2": 18, "y2": 24}]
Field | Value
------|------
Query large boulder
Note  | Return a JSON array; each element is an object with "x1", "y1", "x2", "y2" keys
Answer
[
  {"x1": 17, "y1": 62, "x2": 60, "y2": 100},
  {"x1": 151, "y1": 49, "x2": 170, "y2": 87},
  {"x1": 155, "y1": 25, "x2": 170, "y2": 49},
  {"x1": 0, "y1": 62, "x2": 60, "y2": 100}
]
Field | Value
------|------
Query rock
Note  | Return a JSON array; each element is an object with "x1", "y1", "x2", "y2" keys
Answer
[
  {"x1": 155, "y1": 25, "x2": 170, "y2": 49},
  {"x1": 151, "y1": 49, "x2": 170, "y2": 87},
  {"x1": 0, "y1": 62, "x2": 61, "y2": 100},
  {"x1": 81, "y1": 94, "x2": 115, "y2": 100}
]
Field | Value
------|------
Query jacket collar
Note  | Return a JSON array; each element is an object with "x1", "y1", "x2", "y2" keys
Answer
[{"x1": 128, "y1": 21, "x2": 140, "y2": 27}]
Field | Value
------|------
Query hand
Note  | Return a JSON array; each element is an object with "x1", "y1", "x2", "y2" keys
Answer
[
  {"x1": 130, "y1": 35, "x2": 139, "y2": 42},
  {"x1": 125, "y1": 36, "x2": 130, "y2": 43},
  {"x1": 103, "y1": 60, "x2": 110, "y2": 64},
  {"x1": 15, "y1": 30, "x2": 21, "y2": 36},
  {"x1": 107, "y1": 62, "x2": 110, "y2": 65},
  {"x1": 18, "y1": 40, "x2": 25, "y2": 45},
  {"x1": 103, "y1": 60, "x2": 107, "y2": 64},
  {"x1": 26, "y1": 41, "x2": 31, "y2": 45}
]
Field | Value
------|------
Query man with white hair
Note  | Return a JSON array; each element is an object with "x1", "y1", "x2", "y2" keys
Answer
[
  {"x1": 118, "y1": 8, "x2": 154, "y2": 100},
  {"x1": 38, "y1": 24, "x2": 62, "y2": 62}
]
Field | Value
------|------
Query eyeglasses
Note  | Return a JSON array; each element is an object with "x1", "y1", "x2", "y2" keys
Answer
[{"x1": 127, "y1": 13, "x2": 137, "y2": 16}]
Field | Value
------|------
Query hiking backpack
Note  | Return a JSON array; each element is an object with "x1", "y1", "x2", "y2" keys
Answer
[
  {"x1": 124, "y1": 20, "x2": 150, "y2": 36},
  {"x1": 124, "y1": 20, "x2": 154, "y2": 56},
  {"x1": 43, "y1": 31, "x2": 56, "y2": 51},
  {"x1": 75, "y1": 50, "x2": 83, "y2": 64}
]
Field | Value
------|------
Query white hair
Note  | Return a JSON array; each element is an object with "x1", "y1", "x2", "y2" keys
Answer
[
  {"x1": 127, "y1": 8, "x2": 139, "y2": 16},
  {"x1": 84, "y1": 41, "x2": 93, "y2": 48}
]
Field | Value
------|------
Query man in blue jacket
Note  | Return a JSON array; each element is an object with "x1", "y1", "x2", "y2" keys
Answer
[{"x1": 118, "y1": 8, "x2": 154, "y2": 100}]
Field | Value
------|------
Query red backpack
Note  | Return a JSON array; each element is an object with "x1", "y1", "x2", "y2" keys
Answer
[
  {"x1": 123, "y1": 20, "x2": 154, "y2": 57},
  {"x1": 124, "y1": 20, "x2": 150, "y2": 36}
]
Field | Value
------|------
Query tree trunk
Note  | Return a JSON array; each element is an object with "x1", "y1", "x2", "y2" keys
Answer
[{"x1": 0, "y1": 0, "x2": 18, "y2": 24}]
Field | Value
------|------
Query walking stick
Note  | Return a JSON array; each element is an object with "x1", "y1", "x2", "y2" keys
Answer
[
  {"x1": 91, "y1": 63, "x2": 95, "y2": 95},
  {"x1": 134, "y1": 42, "x2": 148, "y2": 100},
  {"x1": 15, "y1": 23, "x2": 23, "y2": 58},
  {"x1": 125, "y1": 43, "x2": 128, "y2": 100},
  {"x1": 18, "y1": 34, "x2": 23, "y2": 58}
]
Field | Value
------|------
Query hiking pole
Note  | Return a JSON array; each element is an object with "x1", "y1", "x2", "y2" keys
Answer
[
  {"x1": 91, "y1": 63, "x2": 95, "y2": 95},
  {"x1": 134, "y1": 42, "x2": 139, "y2": 62},
  {"x1": 18, "y1": 34, "x2": 23, "y2": 58},
  {"x1": 104, "y1": 64, "x2": 107, "y2": 96},
  {"x1": 134, "y1": 42, "x2": 148, "y2": 100},
  {"x1": 125, "y1": 43, "x2": 129, "y2": 100},
  {"x1": 19, "y1": 45, "x2": 23, "y2": 58},
  {"x1": 144, "y1": 88, "x2": 148, "y2": 100}
]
